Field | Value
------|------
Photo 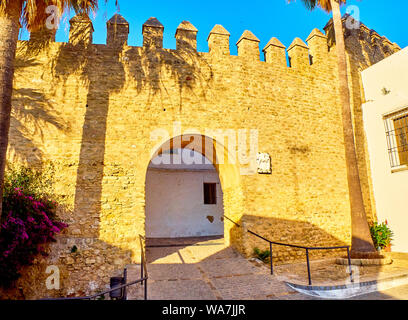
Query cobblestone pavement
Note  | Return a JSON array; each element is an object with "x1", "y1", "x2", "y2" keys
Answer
[
  {"x1": 127, "y1": 237, "x2": 299, "y2": 300},
  {"x1": 126, "y1": 239, "x2": 408, "y2": 300}
]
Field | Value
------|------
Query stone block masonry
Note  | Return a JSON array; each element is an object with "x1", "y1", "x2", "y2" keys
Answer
[{"x1": 2, "y1": 13, "x2": 399, "y2": 299}]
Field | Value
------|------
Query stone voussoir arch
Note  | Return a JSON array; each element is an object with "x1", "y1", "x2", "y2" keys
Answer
[{"x1": 144, "y1": 132, "x2": 246, "y2": 251}]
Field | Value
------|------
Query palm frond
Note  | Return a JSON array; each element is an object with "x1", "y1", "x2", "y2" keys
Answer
[
  {"x1": 1, "y1": 0, "x2": 105, "y2": 31},
  {"x1": 288, "y1": 0, "x2": 346, "y2": 13}
]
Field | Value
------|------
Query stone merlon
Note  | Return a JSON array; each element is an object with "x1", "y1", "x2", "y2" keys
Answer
[
  {"x1": 306, "y1": 28, "x2": 326, "y2": 42},
  {"x1": 236, "y1": 30, "x2": 260, "y2": 45},
  {"x1": 207, "y1": 24, "x2": 230, "y2": 40},
  {"x1": 143, "y1": 17, "x2": 164, "y2": 31},
  {"x1": 263, "y1": 37, "x2": 286, "y2": 50},
  {"x1": 287, "y1": 37, "x2": 309, "y2": 51},
  {"x1": 69, "y1": 13, "x2": 94, "y2": 46},
  {"x1": 106, "y1": 14, "x2": 129, "y2": 47},
  {"x1": 237, "y1": 30, "x2": 260, "y2": 60},
  {"x1": 143, "y1": 17, "x2": 164, "y2": 48},
  {"x1": 175, "y1": 21, "x2": 198, "y2": 50},
  {"x1": 287, "y1": 38, "x2": 310, "y2": 68},
  {"x1": 208, "y1": 24, "x2": 230, "y2": 56},
  {"x1": 263, "y1": 37, "x2": 287, "y2": 66}
]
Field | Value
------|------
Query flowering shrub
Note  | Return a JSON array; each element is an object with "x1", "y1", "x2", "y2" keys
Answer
[
  {"x1": 0, "y1": 165, "x2": 67, "y2": 288},
  {"x1": 370, "y1": 220, "x2": 393, "y2": 251}
]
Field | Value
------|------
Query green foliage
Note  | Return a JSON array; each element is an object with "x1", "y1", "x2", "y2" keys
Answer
[
  {"x1": 2, "y1": 163, "x2": 60, "y2": 223},
  {"x1": 3, "y1": 163, "x2": 55, "y2": 200},
  {"x1": 253, "y1": 247, "x2": 270, "y2": 262},
  {"x1": 370, "y1": 221, "x2": 394, "y2": 250}
]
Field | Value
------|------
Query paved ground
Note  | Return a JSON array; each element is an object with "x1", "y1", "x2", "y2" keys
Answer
[
  {"x1": 274, "y1": 252, "x2": 408, "y2": 286},
  {"x1": 126, "y1": 238, "x2": 408, "y2": 300},
  {"x1": 127, "y1": 237, "x2": 299, "y2": 300},
  {"x1": 275, "y1": 283, "x2": 408, "y2": 300},
  {"x1": 348, "y1": 283, "x2": 408, "y2": 300}
]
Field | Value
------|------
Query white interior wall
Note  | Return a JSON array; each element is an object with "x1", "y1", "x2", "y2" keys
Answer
[{"x1": 145, "y1": 150, "x2": 224, "y2": 238}]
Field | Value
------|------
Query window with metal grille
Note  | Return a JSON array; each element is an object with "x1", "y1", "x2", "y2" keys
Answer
[
  {"x1": 384, "y1": 108, "x2": 408, "y2": 169},
  {"x1": 203, "y1": 183, "x2": 216, "y2": 205}
]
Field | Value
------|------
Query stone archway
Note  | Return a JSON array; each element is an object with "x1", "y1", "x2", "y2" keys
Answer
[
  {"x1": 144, "y1": 134, "x2": 245, "y2": 250},
  {"x1": 146, "y1": 148, "x2": 224, "y2": 239}
]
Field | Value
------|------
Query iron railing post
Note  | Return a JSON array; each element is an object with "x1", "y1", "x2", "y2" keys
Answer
[
  {"x1": 347, "y1": 247, "x2": 354, "y2": 283},
  {"x1": 141, "y1": 255, "x2": 144, "y2": 286},
  {"x1": 306, "y1": 248, "x2": 312, "y2": 285},
  {"x1": 269, "y1": 242, "x2": 273, "y2": 275},
  {"x1": 123, "y1": 267, "x2": 128, "y2": 300},
  {"x1": 144, "y1": 279, "x2": 147, "y2": 300}
]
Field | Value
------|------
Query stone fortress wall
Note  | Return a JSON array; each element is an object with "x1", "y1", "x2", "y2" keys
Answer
[{"x1": 1, "y1": 12, "x2": 400, "y2": 299}]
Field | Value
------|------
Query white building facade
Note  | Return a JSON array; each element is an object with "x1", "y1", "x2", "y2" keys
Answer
[{"x1": 361, "y1": 47, "x2": 408, "y2": 252}]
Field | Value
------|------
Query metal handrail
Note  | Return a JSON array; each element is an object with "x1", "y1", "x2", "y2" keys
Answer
[
  {"x1": 43, "y1": 235, "x2": 149, "y2": 300},
  {"x1": 139, "y1": 234, "x2": 148, "y2": 299},
  {"x1": 224, "y1": 215, "x2": 353, "y2": 285},
  {"x1": 44, "y1": 277, "x2": 148, "y2": 300}
]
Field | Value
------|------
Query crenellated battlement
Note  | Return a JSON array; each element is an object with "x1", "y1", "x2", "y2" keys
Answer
[{"x1": 22, "y1": 13, "x2": 401, "y2": 72}]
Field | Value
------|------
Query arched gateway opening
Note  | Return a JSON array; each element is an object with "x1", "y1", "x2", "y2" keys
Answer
[
  {"x1": 146, "y1": 148, "x2": 224, "y2": 240},
  {"x1": 144, "y1": 134, "x2": 244, "y2": 248}
]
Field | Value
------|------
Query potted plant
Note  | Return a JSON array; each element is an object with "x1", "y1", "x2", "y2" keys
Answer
[{"x1": 369, "y1": 220, "x2": 394, "y2": 253}]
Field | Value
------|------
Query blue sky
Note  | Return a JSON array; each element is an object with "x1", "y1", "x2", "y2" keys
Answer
[{"x1": 19, "y1": 0, "x2": 408, "y2": 55}]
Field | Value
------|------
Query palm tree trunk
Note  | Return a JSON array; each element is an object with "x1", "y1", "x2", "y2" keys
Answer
[
  {"x1": 0, "y1": 2, "x2": 22, "y2": 222},
  {"x1": 330, "y1": 0, "x2": 377, "y2": 256}
]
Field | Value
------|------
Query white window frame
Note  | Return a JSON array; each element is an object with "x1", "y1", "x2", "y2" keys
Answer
[{"x1": 383, "y1": 106, "x2": 408, "y2": 172}]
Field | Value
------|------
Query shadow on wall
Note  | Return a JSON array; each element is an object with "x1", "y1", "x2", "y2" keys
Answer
[
  {"x1": 288, "y1": 143, "x2": 311, "y2": 215},
  {"x1": 5, "y1": 14, "x2": 215, "y2": 299},
  {"x1": 342, "y1": 28, "x2": 391, "y2": 225},
  {"x1": 123, "y1": 34, "x2": 214, "y2": 111},
  {"x1": 6, "y1": 38, "x2": 133, "y2": 298},
  {"x1": 48, "y1": 15, "x2": 214, "y2": 241},
  {"x1": 324, "y1": 18, "x2": 398, "y2": 225},
  {"x1": 9, "y1": 54, "x2": 70, "y2": 167},
  {"x1": 7, "y1": 13, "x2": 213, "y2": 246}
]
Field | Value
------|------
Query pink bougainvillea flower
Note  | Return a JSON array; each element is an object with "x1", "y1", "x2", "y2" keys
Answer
[{"x1": 0, "y1": 188, "x2": 67, "y2": 288}]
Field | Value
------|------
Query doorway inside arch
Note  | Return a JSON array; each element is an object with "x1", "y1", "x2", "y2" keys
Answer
[{"x1": 145, "y1": 148, "x2": 224, "y2": 246}]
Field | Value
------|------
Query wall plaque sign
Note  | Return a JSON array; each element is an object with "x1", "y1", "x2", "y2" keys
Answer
[{"x1": 257, "y1": 152, "x2": 272, "y2": 174}]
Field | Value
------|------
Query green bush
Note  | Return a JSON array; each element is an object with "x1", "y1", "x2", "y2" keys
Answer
[
  {"x1": 370, "y1": 221, "x2": 393, "y2": 250},
  {"x1": 253, "y1": 247, "x2": 270, "y2": 262},
  {"x1": 3, "y1": 163, "x2": 55, "y2": 201}
]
